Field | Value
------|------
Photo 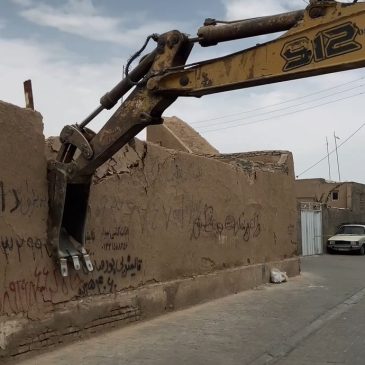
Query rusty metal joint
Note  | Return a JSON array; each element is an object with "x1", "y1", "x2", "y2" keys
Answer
[
  {"x1": 100, "y1": 92, "x2": 117, "y2": 110},
  {"x1": 167, "y1": 34, "x2": 181, "y2": 48},
  {"x1": 139, "y1": 112, "x2": 153, "y2": 124},
  {"x1": 307, "y1": 0, "x2": 337, "y2": 18},
  {"x1": 60, "y1": 125, "x2": 94, "y2": 160},
  {"x1": 47, "y1": 160, "x2": 77, "y2": 180}
]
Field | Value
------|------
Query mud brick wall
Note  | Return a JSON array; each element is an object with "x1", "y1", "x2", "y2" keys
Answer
[
  {"x1": 0, "y1": 100, "x2": 299, "y2": 359},
  {"x1": 85, "y1": 141, "x2": 298, "y2": 284},
  {"x1": 0, "y1": 102, "x2": 49, "y2": 319}
]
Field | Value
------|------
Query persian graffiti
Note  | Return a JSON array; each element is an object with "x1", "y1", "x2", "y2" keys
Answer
[
  {"x1": 101, "y1": 226, "x2": 129, "y2": 251},
  {"x1": 93, "y1": 193, "x2": 262, "y2": 243},
  {"x1": 0, "y1": 250, "x2": 143, "y2": 314},
  {"x1": 0, "y1": 266, "x2": 83, "y2": 315},
  {"x1": 78, "y1": 256, "x2": 142, "y2": 297},
  {"x1": 190, "y1": 204, "x2": 261, "y2": 242},
  {"x1": 0, "y1": 180, "x2": 47, "y2": 217},
  {"x1": 0, "y1": 235, "x2": 51, "y2": 263},
  {"x1": 93, "y1": 256, "x2": 142, "y2": 277},
  {"x1": 93, "y1": 193, "x2": 202, "y2": 234}
]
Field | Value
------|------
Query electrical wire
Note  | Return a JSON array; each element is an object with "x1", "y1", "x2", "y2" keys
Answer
[
  {"x1": 190, "y1": 75, "x2": 365, "y2": 125},
  {"x1": 196, "y1": 83, "x2": 365, "y2": 129},
  {"x1": 198, "y1": 91, "x2": 365, "y2": 133},
  {"x1": 296, "y1": 123, "x2": 365, "y2": 178}
]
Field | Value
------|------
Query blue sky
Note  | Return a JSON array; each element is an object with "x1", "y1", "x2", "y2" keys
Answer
[{"x1": 1, "y1": 0, "x2": 365, "y2": 182}]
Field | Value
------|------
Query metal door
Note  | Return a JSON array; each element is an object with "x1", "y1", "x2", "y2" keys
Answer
[{"x1": 301, "y1": 202, "x2": 323, "y2": 256}]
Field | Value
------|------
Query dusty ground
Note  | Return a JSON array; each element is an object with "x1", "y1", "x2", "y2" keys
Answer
[{"x1": 14, "y1": 254, "x2": 365, "y2": 365}]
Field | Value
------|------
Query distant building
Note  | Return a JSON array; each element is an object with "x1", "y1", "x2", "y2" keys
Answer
[{"x1": 295, "y1": 178, "x2": 365, "y2": 255}]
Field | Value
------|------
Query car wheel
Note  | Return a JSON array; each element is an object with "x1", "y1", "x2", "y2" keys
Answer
[
  {"x1": 327, "y1": 247, "x2": 334, "y2": 254},
  {"x1": 359, "y1": 245, "x2": 365, "y2": 256}
]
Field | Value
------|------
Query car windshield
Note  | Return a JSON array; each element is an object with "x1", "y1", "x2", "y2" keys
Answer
[{"x1": 336, "y1": 226, "x2": 365, "y2": 235}]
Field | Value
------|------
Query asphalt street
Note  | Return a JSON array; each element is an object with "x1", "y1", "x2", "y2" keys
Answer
[{"x1": 16, "y1": 254, "x2": 365, "y2": 365}]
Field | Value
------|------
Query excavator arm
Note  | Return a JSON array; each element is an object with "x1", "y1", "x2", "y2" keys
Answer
[
  {"x1": 152, "y1": 1, "x2": 365, "y2": 96},
  {"x1": 48, "y1": 0, "x2": 365, "y2": 276}
]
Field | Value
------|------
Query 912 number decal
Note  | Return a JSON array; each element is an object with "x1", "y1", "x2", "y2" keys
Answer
[{"x1": 281, "y1": 22, "x2": 361, "y2": 72}]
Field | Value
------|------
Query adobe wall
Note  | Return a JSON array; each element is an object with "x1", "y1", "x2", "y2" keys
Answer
[
  {"x1": 147, "y1": 116, "x2": 219, "y2": 155},
  {"x1": 0, "y1": 101, "x2": 299, "y2": 361},
  {"x1": 349, "y1": 182, "x2": 365, "y2": 215},
  {"x1": 296, "y1": 181, "x2": 365, "y2": 251},
  {"x1": 295, "y1": 179, "x2": 350, "y2": 209}
]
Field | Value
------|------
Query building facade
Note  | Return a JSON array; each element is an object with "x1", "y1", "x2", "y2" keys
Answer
[{"x1": 296, "y1": 178, "x2": 365, "y2": 255}]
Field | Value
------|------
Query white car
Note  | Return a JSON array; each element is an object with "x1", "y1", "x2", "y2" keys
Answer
[{"x1": 327, "y1": 224, "x2": 365, "y2": 255}]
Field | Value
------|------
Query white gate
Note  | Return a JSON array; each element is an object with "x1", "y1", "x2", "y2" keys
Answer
[{"x1": 301, "y1": 202, "x2": 323, "y2": 256}]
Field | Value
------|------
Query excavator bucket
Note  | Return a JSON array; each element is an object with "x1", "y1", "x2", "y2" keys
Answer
[
  {"x1": 47, "y1": 163, "x2": 93, "y2": 277},
  {"x1": 46, "y1": 50, "x2": 160, "y2": 276}
]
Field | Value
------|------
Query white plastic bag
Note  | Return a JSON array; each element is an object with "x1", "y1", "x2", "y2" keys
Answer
[{"x1": 270, "y1": 268, "x2": 288, "y2": 284}]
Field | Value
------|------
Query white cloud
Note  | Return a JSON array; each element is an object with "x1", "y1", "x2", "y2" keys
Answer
[
  {"x1": 223, "y1": 0, "x2": 361, "y2": 20},
  {"x1": 0, "y1": 36, "x2": 125, "y2": 136},
  {"x1": 12, "y1": 0, "x2": 183, "y2": 46},
  {"x1": 223, "y1": 0, "x2": 303, "y2": 20},
  {"x1": 11, "y1": 0, "x2": 33, "y2": 6}
]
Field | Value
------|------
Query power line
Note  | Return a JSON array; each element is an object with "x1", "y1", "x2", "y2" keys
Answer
[
  {"x1": 198, "y1": 91, "x2": 365, "y2": 133},
  {"x1": 191, "y1": 75, "x2": 365, "y2": 125},
  {"x1": 296, "y1": 123, "x2": 365, "y2": 178},
  {"x1": 196, "y1": 83, "x2": 365, "y2": 130}
]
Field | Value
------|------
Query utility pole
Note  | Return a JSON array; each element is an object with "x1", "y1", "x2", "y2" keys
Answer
[
  {"x1": 334, "y1": 131, "x2": 341, "y2": 182},
  {"x1": 326, "y1": 136, "x2": 331, "y2": 180}
]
